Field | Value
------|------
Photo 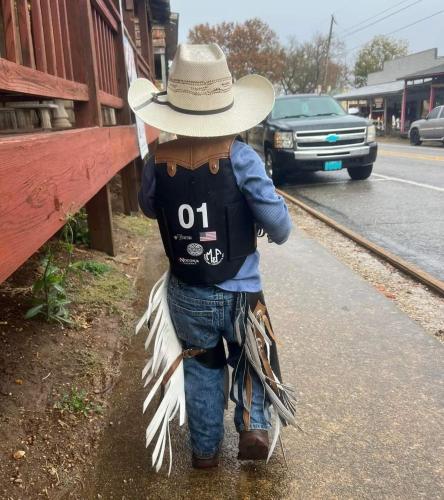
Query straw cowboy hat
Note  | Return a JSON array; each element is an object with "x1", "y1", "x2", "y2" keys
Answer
[{"x1": 127, "y1": 43, "x2": 275, "y2": 137}]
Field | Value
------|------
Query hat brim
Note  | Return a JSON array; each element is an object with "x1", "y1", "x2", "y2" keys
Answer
[{"x1": 127, "y1": 75, "x2": 275, "y2": 137}]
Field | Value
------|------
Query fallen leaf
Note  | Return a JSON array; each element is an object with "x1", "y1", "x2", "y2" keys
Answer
[{"x1": 13, "y1": 450, "x2": 26, "y2": 460}]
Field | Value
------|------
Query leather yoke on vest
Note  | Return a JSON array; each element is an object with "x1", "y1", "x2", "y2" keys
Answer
[{"x1": 154, "y1": 136, "x2": 256, "y2": 285}]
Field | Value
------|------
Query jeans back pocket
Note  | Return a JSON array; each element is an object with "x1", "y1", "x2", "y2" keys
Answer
[{"x1": 169, "y1": 300, "x2": 216, "y2": 348}]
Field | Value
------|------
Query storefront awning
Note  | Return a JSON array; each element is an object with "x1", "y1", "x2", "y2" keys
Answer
[
  {"x1": 400, "y1": 63, "x2": 444, "y2": 80},
  {"x1": 335, "y1": 80, "x2": 404, "y2": 100}
]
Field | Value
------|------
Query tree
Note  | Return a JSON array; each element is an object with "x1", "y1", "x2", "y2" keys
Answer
[
  {"x1": 354, "y1": 35, "x2": 408, "y2": 87},
  {"x1": 280, "y1": 35, "x2": 348, "y2": 94},
  {"x1": 188, "y1": 18, "x2": 285, "y2": 83}
]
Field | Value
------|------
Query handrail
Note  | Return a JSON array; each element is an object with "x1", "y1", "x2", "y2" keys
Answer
[{"x1": 0, "y1": 0, "x2": 155, "y2": 106}]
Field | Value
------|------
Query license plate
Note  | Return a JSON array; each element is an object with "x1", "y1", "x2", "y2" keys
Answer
[{"x1": 324, "y1": 160, "x2": 342, "y2": 171}]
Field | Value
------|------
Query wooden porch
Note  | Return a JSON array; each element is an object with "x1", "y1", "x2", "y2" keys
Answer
[{"x1": 0, "y1": 0, "x2": 173, "y2": 283}]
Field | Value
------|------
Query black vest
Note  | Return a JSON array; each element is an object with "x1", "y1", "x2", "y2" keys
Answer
[{"x1": 154, "y1": 136, "x2": 256, "y2": 285}]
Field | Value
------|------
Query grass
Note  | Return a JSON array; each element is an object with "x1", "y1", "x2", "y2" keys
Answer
[
  {"x1": 73, "y1": 260, "x2": 111, "y2": 276},
  {"x1": 55, "y1": 386, "x2": 103, "y2": 417},
  {"x1": 73, "y1": 348, "x2": 102, "y2": 377},
  {"x1": 76, "y1": 267, "x2": 133, "y2": 313},
  {"x1": 114, "y1": 213, "x2": 153, "y2": 237}
]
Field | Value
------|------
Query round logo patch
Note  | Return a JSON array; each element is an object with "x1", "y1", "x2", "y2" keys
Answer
[
  {"x1": 203, "y1": 248, "x2": 224, "y2": 266},
  {"x1": 187, "y1": 243, "x2": 203, "y2": 257}
]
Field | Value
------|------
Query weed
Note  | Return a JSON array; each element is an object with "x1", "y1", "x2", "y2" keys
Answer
[
  {"x1": 25, "y1": 249, "x2": 72, "y2": 324},
  {"x1": 65, "y1": 209, "x2": 89, "y2": 246},
  {"x1": 72, "y1": 260, "x2": 111, "y2": 276},
  {"x1": 26, "y1": 211, "x2": 99, "y2": 324},
  {"x1": 55, "y1": 386, "x2": 103, "y2": 417}
]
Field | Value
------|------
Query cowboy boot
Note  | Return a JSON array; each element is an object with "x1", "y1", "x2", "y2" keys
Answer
[
  {"x1": 238, "y1": 430, "x2": 269, "y2": 460},
  {"x1": 192, "y1": 452, "x2": 219, "y2": 469}
]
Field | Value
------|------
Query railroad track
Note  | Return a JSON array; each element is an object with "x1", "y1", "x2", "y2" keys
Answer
[{"x1": 278, "y1": 189, "x2": 444, "y2": 297}]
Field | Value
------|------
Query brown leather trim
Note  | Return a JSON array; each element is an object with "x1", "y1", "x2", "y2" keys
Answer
[
  {"x1": 161, "y1": 348, "x2": 206, "y2": 386},
  {"x1": 161, "y1": 353, "x2": 183, "y2": 386},
  {"x1": 167, "y1": 162, "x2": 176, "y2": 177},
  {"x1": 155, "y1": 136, "x2": 236, "y2": 171},
  {"x1": 253, "y1": 326, "x2": 279, "y2": 393},
  {"x1": 209, "y1": 158, "x2": 219, "y2": 174},
  {"x1": 253, "y1": 300, "x2": 277, "y2": 343},
  {"x1": 242, "y1": 368, "x2": 253, "y2": 430}
]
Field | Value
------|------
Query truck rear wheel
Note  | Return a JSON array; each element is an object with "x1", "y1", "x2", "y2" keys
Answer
[
  {"x1": 347, "y1": 164, "x2": 373, "y2": 180},
  {"x1": 265, "y1": 151, "x2": 284, "y2": 186}
]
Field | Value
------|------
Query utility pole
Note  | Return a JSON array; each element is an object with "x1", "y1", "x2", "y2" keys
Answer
[{"x1": 322, "y1": 14, "x2": 335, "y2": 93}]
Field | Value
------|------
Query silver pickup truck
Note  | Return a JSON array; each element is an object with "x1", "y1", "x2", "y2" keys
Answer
[{"x1": 409, "y1": 105, "x2": 444, "y2": 146}]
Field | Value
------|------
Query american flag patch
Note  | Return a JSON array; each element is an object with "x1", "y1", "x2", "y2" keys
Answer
[{"x1": 199, "y1": 231, "x2": 217, "y2": 242}]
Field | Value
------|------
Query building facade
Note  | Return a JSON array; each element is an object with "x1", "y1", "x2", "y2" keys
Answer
[{"x1": 336, "y1": 49, "x2": 444, "y2": 136}]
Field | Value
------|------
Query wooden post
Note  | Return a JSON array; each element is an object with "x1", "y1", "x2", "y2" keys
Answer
[
  {"x1": 121, "y1": 162, "x2": 140, "y2": 214},
  {"x1": 67, "y1": 0, "x2": 115, "y2": 255},
  {"x1": 2, "y1": 0, "x2": 21, "y2": 62},
  {"x1": 116, "y1": 2, "x2": 141, "y2": 215},
  {"x1": 400, "y1": 81, "x2": 407, "y2": 135},
  {"x1": 429, "y1": 85, "x2": 436, "y2": 111},
  {"x1": 383, "y1": 97, "x2": 387, "y2": 136},
  {"x1": 85, "y1": 185, "x2": 115, "y2": 254}
]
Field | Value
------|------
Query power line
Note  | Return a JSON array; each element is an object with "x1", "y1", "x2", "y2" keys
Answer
[
  {"x1": 344, "y1": 8, "x2": 444, "y2": 56},
  {"x1": 339, "y1": 0, "x2": 413, "y2": 34},
  {"x1": 342, "y1": 0, "x2": 423, "y2": 38},
  {"x1": 385, "y1": 7, "x2": 444, "y2": 35}
]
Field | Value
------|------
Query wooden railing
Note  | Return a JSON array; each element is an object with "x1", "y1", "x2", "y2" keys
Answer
[
  {"x1": 0, "y1": 0, "x2": 153, "y2": 106},
  {"x1": 0, "y1": 0, "x2": 162, "y2": 284}
]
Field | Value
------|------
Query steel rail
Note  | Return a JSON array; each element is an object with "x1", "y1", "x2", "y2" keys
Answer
[{"x1": 278, "y1": 189, "x2": 444, "y2": 297}]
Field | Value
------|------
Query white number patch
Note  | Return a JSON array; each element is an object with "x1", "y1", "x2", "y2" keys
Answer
[
  {"x1": 178, "y1": 204, "x2": 194, "y2": 229},
  {"x1": 178, "y1": 202, "x2": 209, "y2": 229}
]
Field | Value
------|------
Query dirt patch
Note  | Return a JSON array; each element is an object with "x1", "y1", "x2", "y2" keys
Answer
[{"x1": 0, "y1": 210, "x2": 157, "y2": 498}]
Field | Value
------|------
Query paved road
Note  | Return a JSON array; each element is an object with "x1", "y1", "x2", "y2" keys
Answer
[
  {"x1": 281, "y1": 141, "x2": 444, "y2": 281},
  {"x1": 88, "y1": 222, "x2": 444, "y2": 499}
]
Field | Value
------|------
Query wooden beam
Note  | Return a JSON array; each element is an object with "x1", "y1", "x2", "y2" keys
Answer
[
  {"x1": 40, "y1": 0, "x2": 57, "y2": 74},
  {"x1": 50, "y1": 0, "x2": 66, "y2": 78},
  {"x1": 137, "y1": 0, "x2": 150, "y2": 63},
  {"x1": 67, "y1": 0, "x2": 116, "y2": 254},
  {"x1": 121, "y1": 161, "x2": 140, "y2": 215},
  {"x1": 17, "y1": 0, "x2": 35, "y2": 68},
  {"x1": 30, "y1": 0, "x2": 47, "y2": 72},
  {"x1": 59, "y1": 0, "x2": 74, "y2": 80},
  {"x1": 0, "y1": 57, "x2": 89, "y2": 100},
  {"x1": 0, "y1": 126, "x2": 139, "y2": 283},
  {"x1": 91, "y1": 0, "x2": 118, "y2": 32},
  {"x1": 67, "y1": 0, "x2": 102, "y2": 127},
  {"x1": 2, "y1": 0, "x2": 21, "y2": 62},
  {"x1": 85, "y1": 184, "x2": 115, "y2": 255},
  {"x1": 92, "y1": 8, "x2": 105, "y2": 91},
  {"x1": 98, "y1": 90, "x2": 124, "y2": 109}
]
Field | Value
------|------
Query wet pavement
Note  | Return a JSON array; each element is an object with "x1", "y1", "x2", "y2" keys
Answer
[
  {"x1": 87, "y1": 218, "x2": 444, "y2": 499},
  {"x1": 281, "y1": 141, "x2": 444, "y2": 281}
]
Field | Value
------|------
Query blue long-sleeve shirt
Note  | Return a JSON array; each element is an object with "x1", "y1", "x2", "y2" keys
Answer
[{"x1": 138, "y1": 140, "x2": 292, "y2": 292}]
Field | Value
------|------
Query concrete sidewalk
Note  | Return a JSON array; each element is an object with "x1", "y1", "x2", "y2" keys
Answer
[{"x1": 88, "y1": 223, "x2": 444, "y2": 499}]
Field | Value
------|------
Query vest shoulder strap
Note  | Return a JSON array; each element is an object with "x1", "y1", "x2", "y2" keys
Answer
[{"x1": 154, "y1": 136, "x2": 236, "y2": 172}]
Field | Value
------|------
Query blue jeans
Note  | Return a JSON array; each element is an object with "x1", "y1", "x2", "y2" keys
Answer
[{"x1": 167, "y1": 274, "x2": 271, "y2": 458}]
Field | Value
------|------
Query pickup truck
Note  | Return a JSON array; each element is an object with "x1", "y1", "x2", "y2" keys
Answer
[{"x1": 245, "y1": 94, "x2": 378, "y2": 185}]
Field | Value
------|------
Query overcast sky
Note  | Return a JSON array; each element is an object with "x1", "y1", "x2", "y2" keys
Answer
[{"x1": 170, "y1": 0, "x2": 443, "y2": 64}]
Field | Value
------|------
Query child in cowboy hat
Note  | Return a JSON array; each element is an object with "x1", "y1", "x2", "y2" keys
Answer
[{"x1": 129, "y1": 44, "x2": 294, "y2": 470}]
